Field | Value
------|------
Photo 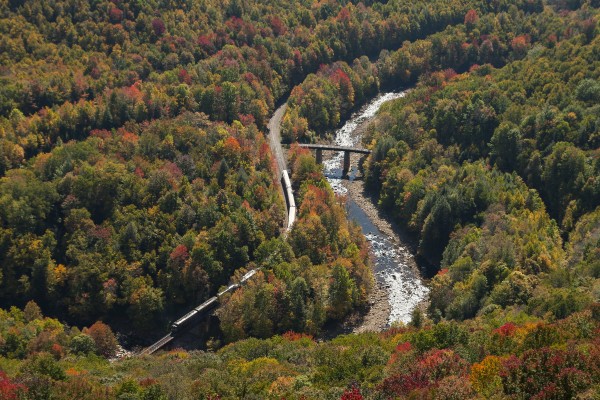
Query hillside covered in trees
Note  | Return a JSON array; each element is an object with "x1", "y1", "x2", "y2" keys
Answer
[
  {"x1": 0, "y1": 0, "x2": 599, "y2": 398},
  {"x1": 1, "y1": 301, "x2": 599, "y2": 398},
  {"x1": 362, "y1": 7, "x2": 600, "y2": 322}
]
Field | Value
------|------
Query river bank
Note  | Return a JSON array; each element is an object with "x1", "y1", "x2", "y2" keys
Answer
[{"x1": 345, "y1": 179, "x2": 429, "y2": 332}]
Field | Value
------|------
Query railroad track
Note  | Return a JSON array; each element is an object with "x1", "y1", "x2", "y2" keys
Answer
[
  {"x1": 141, "y1": 104, "x2": 296, "y2": 355},
  {"x1": 140, "y1": 334, "x2": 174, "y2": 356}
]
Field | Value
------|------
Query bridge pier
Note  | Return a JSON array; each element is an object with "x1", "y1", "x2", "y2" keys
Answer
[
  {"x1": 296, "y1": 144, "x2": 371, "y2": 178},
  {"x1": 343, "y1": 151, "x2": 350, "y2": 177}
]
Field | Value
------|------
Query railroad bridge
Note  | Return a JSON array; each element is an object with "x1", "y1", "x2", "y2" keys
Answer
[{"x1": 298, "y1": 144, "x2": 371, "y2": 176}]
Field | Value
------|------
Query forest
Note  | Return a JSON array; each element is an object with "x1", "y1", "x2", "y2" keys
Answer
[
  {"x1": 0, "y1": 0, "x2": 598, "y2": 398},
  {"x1": 362, "y1": 7, "x2": 600, "y2": 322}
]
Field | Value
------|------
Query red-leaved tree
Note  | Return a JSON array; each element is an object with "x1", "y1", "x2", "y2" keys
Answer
[
  {"x1": 0, "y1": 372, "x2": 27, "y2": 400},
  {"x1": 340, "y1": 385, "x2": 364, "y2": 400}
]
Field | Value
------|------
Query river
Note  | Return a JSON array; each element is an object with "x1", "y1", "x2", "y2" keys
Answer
[
  {"x1": 323, "y1": 91, "x2": 429, "y2": 326},
  {"x1": 140, "y1": 91, "x2": 428, "y2": 354}
]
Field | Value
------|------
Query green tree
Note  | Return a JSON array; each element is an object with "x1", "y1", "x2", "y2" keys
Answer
[
  {"x1": 69, "y1": 334, "x2": 96, "y2": 355},
  {"x1": 328, "y1": 264, "x2": 356, "y2": 320},
  {"x1": 490, "y1": 123, "x2": 521, "y2": 171},
  {"x1": 542, "y1": 142, "x2": 586, "y2": 222}
]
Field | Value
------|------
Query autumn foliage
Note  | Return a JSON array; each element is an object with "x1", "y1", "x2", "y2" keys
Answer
[
  {"x1": 0, "y1": 372, "x2": 26, "y2": 400},
  {"x1": 0, "y1": 0, "x2": 597, "y2": 398}
]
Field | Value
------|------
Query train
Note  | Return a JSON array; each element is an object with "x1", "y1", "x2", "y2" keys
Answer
[
  {"x1": 171, "y1": 268, "x2": 258, "y2": 334},
  {"x1": 170, "y1": 172, "x2": 296, "y2": 335},
  {"x1": 170, "y1": 269, "x2": 260, "y2": 334},
  {"x1": 170, "y1": 296, "x2": 218, "y2": 334},
  {"x1": 281, "y1": 169, "x2": 296, "y2": 229},
  {"x1": 148, "y1": 115, "x2": 300, "y2": 353},
  {"x1": 240, "y1": 269, "x2": 257, "y2": 283}
]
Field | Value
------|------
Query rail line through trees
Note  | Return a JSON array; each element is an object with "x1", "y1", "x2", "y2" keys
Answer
[{"x1": 141, "y1": 104, "x2": 296, "y2": 355}]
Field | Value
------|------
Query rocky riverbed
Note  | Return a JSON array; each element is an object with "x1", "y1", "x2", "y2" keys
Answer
[{"x1": 322, "y1": 91, "x2": 429, "y2": 331}]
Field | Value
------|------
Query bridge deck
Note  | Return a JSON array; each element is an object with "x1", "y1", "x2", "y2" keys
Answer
[
  {"x1": 141, "y1": 334, "x2": 174, "y2": 355},
  {"x1": 298, "y1": 143, "x2": 371, "y2": 154}
]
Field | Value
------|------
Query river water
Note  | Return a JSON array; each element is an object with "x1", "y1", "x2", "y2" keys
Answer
[{"x1": 323, "y1": 91, "x2": 429, "y2": 326}]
